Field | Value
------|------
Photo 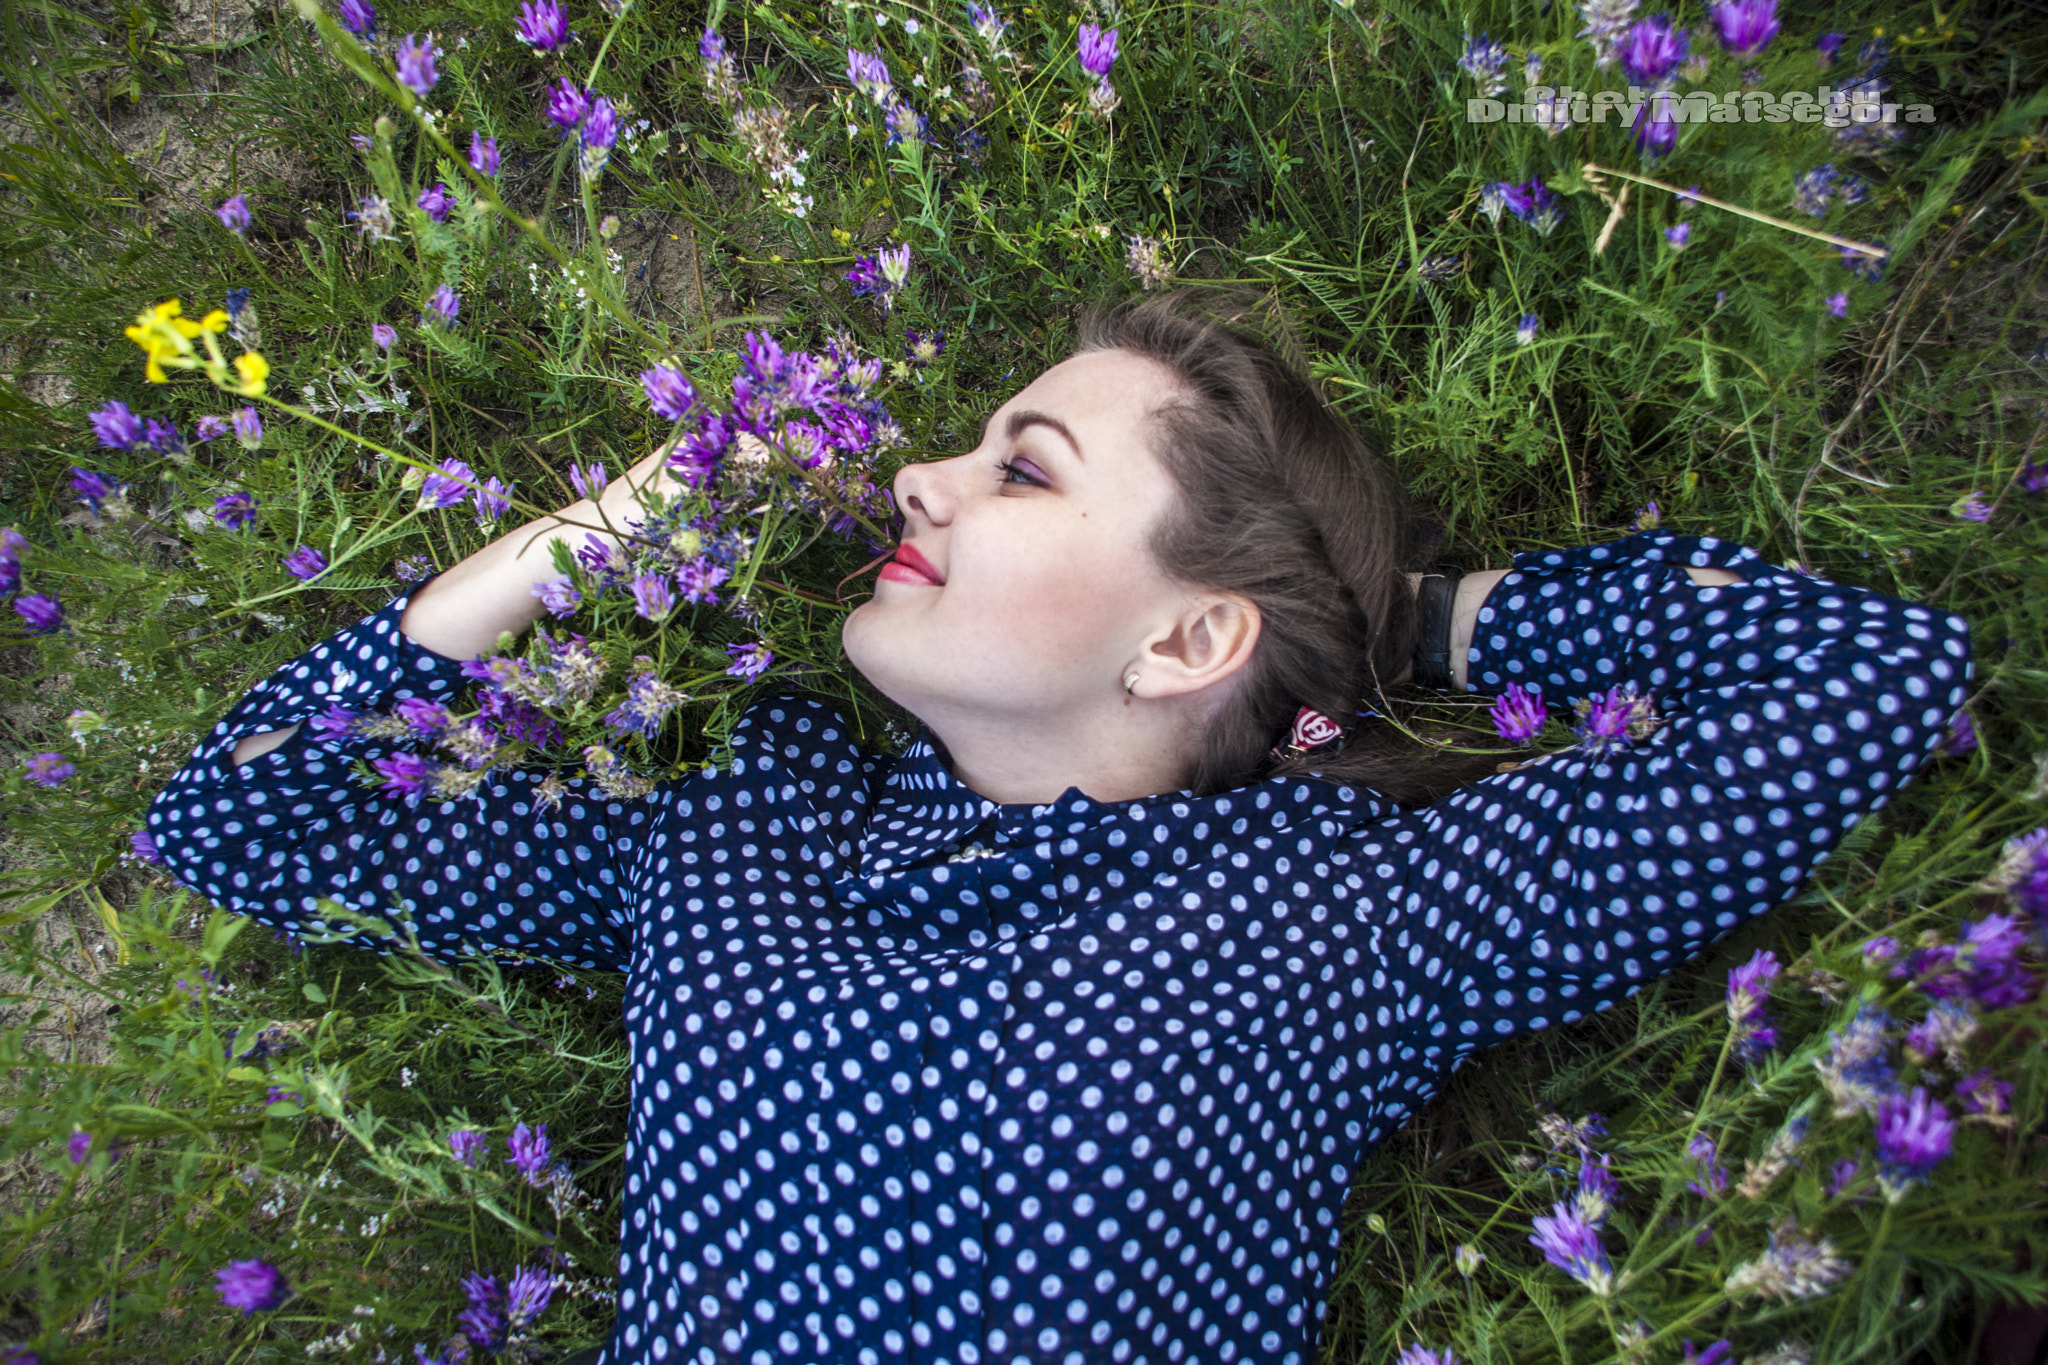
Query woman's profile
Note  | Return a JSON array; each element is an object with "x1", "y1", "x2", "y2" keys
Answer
[{"x1": 144, "y1": 286, "x2": 1972, "y2": 1365}]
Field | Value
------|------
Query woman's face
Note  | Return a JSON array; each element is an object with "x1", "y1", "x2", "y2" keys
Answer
[{"x1": 842, "y1": 347, "x2": 1255, "y2": 792}]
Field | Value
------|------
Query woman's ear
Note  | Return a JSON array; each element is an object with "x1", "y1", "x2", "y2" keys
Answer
[{"x1": 1143, "y1": 594, "x2": 1260, "y2": 698}]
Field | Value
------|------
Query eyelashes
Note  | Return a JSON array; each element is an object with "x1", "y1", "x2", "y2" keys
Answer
[{"x1": 994, "y1": 458, "x2": 1043, "y2": 488}]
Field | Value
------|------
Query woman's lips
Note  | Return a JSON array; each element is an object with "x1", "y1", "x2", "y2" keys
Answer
[{"x1": 882, "y1": 543, "x2": 944, "y2": 585}]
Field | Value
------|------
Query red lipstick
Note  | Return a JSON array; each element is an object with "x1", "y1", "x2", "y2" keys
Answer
[{"x1": 880, "y1": 542, "x2": 945, "y2": 586}]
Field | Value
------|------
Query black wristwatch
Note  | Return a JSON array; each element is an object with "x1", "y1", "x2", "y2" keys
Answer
[{"x1": 1411, "y1": 561, "x2": 1466, "y2": 690}]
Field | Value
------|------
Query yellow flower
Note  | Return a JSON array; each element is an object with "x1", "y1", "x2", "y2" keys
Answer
[
  {"x1": 231, "y1": 352, "x2": 270, "y2": 396},
  {"x1": 198, "y1": 310, "x2": 230, "y2": 334},
  {"x1": 123, "y1": 298, "x2": 204, "y2": 383}
]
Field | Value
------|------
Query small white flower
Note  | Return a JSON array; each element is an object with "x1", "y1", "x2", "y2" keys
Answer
[{"x1": 904, "y1": 16, "x2": 919, "y2": 31}]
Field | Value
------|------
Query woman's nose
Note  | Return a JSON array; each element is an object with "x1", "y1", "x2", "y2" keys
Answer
[{"x1": 893, "y1": 456, "x2": 960, "y2": 528}]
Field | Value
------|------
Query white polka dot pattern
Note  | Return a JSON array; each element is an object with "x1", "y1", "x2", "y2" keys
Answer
[{"x1": 143, "y1": 531, "x2": 1972, "y2": 1365}]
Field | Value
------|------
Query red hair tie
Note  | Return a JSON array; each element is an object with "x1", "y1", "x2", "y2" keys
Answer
[{"x1": 1269, "y1": 705, "x2": 1346, "y2": 762}]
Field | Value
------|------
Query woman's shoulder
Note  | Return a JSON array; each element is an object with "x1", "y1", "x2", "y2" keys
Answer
[{"x1": 725, "y1": 690, "x2": 899, "y2": 783}]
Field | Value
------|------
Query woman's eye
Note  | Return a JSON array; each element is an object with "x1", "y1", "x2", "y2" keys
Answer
[{"x1": 995, "y1": 458, "x2": 1042, "y2": 487}]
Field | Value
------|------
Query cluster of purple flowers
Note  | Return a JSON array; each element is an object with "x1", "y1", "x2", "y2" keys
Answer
[
  {"x1": 845, "y1": 47, "x2": 936, "y2": 149},
  {"x1": 216, "y1": 194, "x2": 251, "y2": 234},
  {"x1": 416, "y1": 456, "x2": 513, "y2": 527},
  {"x1": 543, "y1": 78, "x2": 620, "y2": 177},
  {"x1": 1488, "y1": 682, "x2": 1546, "y2": 744},
  {"x1": 215, "y1": 1259, "x2": 290, "y2": 1314},
  {"x1": 2, "y1": 527, "x2": 62, "y2": 637},
  {"x1": 421, "y1": 283, "x2": 461, "y2": 327},
  {"x1": 449, "y1": 1264, "x2": 555, "y2": 1356},
  {"x1": 845, "y1": 244, "x2": 914, "y2": 316},
  {"x1": 1725, "y1": 948, "x2": 1782, "y2": 1062},
  {"x1": 1570, "y1": 682, "x2": 1659, "y2": 757},
  {"x1": 1890, "y1": 912, "x2": 2040, "y2": 1012},
  {"x1": 337, "y1": 0, "x2": 375, "y2": 38},
  {"x1": 1792, "y1": 163, "x2": 1871, "y2": 218},
  {"x1": 394, "y1": 33, "x2": 439, "y2": 98},
  {"x1": 416, "y1": 181, "x2": 452, "y2": 223},
  {"x1": 506, "y1": 1121, "x2": 551, "y2": 1185},
  {"x1": 514, "y1": 0, "x2": 571, "y2": 52},
  {"x1": 1076, "y1": 22, "x2": 1120, "y2": 118},
  {"x1": 1478, "y1": 176, "x2": 1565, "y2": 236},
  {"x1": 1457, "y1": 33, "x2": 1511, "y2": 99}
]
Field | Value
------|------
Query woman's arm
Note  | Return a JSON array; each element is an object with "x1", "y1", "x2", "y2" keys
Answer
[
  {"x1": 1436, "y1": 564, "x2": 1741, "y2": 692},
  {"x1": 1354, "y1": 532, "x2": 1971, "y2": 1076},
  {"x1": 148, "y1": 440, "x2": 703, "y2": 968},
  {"x1": 230, "y1": 443, "x2": 685, "y2": 767}
]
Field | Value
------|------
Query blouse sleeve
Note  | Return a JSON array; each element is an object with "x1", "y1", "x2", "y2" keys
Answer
[
  {"x1": 142, "y1": 579, "x2": 647, "y2": 972},
  {"x1": 1345, "y1": 530, "x2": 1972, "y2": 1063}
]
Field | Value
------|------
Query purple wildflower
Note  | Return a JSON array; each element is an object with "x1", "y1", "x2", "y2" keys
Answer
[
  {"x1": 88, "y1": 401, "x2": 146, "y2": 450},
  {"x1": 423, "y1": 285, "x2": 461, "y2": 326},
  {"x1": 1815, "y1": 1005, "x2": 1897, "y2": 1117},
  {"x1": 468, "y1": 132, "x2": 500, "y2": 176},
  {"x1": 194, "y1": 415, "x2": 231, "y2": 442},
  {"x1": 507, "y1": 1121, "x2": 551, "y2": 1185},
  {"x1": 214, "y1": 491, "x2": 260, "y2": 529},
  {"x1": 1938, "y1": 709, "x2": 1978, "y2": 756},
  {"x1": 24, "y1": 753, "x2": 75, "y2": 787},
  {"x1": 1489, "y1": 683, "x2": 1546, "y2": 743},
  {"x1": 1826, "y1": 292, "x2": 1850, "y2": 319},
  {"x1": 725, "y1": 641, "x2": 774, "y2": 681},
  {"x1": 514, "y1": 0, "x2": 570, "y2": 51},
  {"x1": 1494, "y1": 178, "x2": 1564, "y2": 236},
  {"x1": 505, "y1": 1264, "x2": 556, "y2": 1329},
  {"x1": 217, "y1": 194, "x2": 252, "y2": 234},
  {"x1": 846, "y1": 48, "x2": 893, "y2": 104},
  {"x1": 215, "y1": 1259, "x2": 290, "y2": 1314},
  {"x1": 394, "y1": 34, "x2": 439, "y2": 97},
  {"x1": 675, "y1": 559, "x2": 729, "y2": 605},
  {"x1": 419, "y1": 458, "x2": 477, "y2": 509},
  {"x1": 394, "y1": 696, "x2": 455, "y2": 739},
  {"x1": 1708, "y1": 0, "x2": 1777, "y2": 56},
  {"x1": 641, "y1": 365, "x2": 698, "y2": 421},
  {"x1": 1827, "y1": 1158, "x2": 1859, "y2": 1196},
  {"x1": 1528, "y1": 1202, "x2": 1615, "y2": 1295},
  {"x1": 1683, "y1": 1343, "x2": 1734, "y2": 1365},
  {"x1": 477, "y1": 687, "x2": 563, "y2": 746},
  {"x1": 71, "y1": 467, "x2": 122, "y2": 511},
  {"x1": 1635, "y1": 92, "x2": 1682, "y2": 157},
  {"x1": 1076, "y1": 22, "x2": 1119, "y2": 76},
  {"x1": 1620, "y1": 14, "x2": 1689, "y2": 85},
  {"x1": 1686, "y1": 1133, "x2": 1729, "y2": 1196},
  {"x1": 544, "y1": 77, "x2": 590, "y2": 128},
  {"x1": 472, "y1": 476, "x2": 512, "y2": 527},
  {"x1": 372, "y1": 323, "x2": 398, "y2": 351},
  {"x1": 1457, "y1": 33, "x2": 1510, "y2": 97},
  {"x1": 1956, "y1": 1069, "x2": 2014, "y2": 1118},
  {"x1": 15, "y1": 594, "x2": 64, "y2": 634},
  {"x1": 568, "y1": 462, "x2": 608, "y2": 499},
  {"x1": 1874, "y1": 1086, "x2": 1954, "y2": 1186},
  {"x1": 232, "y1": 406, "x2": 263, "y2": 449},
  {"x1": 450, "y1": 1128, "x2": 485, "y2": 1167},
  {"x1": 67, "y1": 1129, "x2": 92, "y2": 1163},
  {"x1": 1572, "y1": 684, "x2": 1643, "y2": 756},
  {"x1": 337, "y1": 0, "x2": 375, "y2": 36},
  {"x1": 1815, "y1": 31, "x2": 1845, "y2": 65},
  {"x1": 1952, "y1": 490, "x2": 1992, "y2": 523},
  {"x1": 845, "y1": 244, "x2": 912, "y2": 314},
  {"x1": 630, "y1": 573, "x2": 675, "y2": 621},
  {"x1": 143, "y1": 419, "x2": 185, "y2": 455},
  {"x1": 130, "y1": 828, "x2": 165, "y2": 865},
  {"x1": 459, "y1": 1272, "x2": 508, "y2": 1349},
  {"x1": 1516, "y1": 313, "x2": 1540, "y2": 345},
  {"x1": 309, "y1": 703, "x2": 358, "y2": 741},
  {"x1": 417, "y1": 182, "x2": 452, "y2": 223},
  {"x1": 1666, "y1": 222, "x2": 1691, "y2": 250},
  {"x1": 266, "y1": 1084, "x2": 301, "y2": 1104},
  {"x1": 906, "y1": 330, "x2": 945, "y2": 368},
  {"x1": 1726, "y1": 948, "x2": 1781, "y2": 1061},
  {"x1": 370, "y1": 750, "x2": 433, "y2": 796},
  {"x1": 1395, "y1": 1348, "x2": 1458, "y2": 1365},
  {"x1": 1575, "y1": 1152, "x2": 1618, "y2": 1224},
  {"x1": 282, "y1": 546, "x2": 327, "y2": 580},
  {"x1": 581, "y1": 96, "x2": 619, "y2": 152}
]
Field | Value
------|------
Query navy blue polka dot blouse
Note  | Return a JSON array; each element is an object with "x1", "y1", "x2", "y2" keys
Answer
[{"x1": 145, "y1": 531, "x2": 1972, "y2": 1365}]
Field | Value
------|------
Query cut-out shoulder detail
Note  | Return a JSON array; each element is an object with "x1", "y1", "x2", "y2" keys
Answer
[{"x1": 140, "y1": 531, "x2": 1971, "y2": 1365}]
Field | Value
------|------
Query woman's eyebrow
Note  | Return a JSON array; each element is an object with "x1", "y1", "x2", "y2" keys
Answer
[{"x1": 979, "y1": 408, "x2": 1087, "y2": 463}]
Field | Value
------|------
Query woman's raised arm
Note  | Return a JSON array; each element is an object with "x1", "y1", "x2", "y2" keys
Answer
[
  {"x1": 148, "y1": 446, "x2": 695, "y2": 970},
  {"x1": 1352, "y1": 531, "x2": 1971, "y2": 1079}
]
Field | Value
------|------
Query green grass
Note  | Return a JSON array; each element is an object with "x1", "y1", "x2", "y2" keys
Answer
[{"x1": 1, "y1": 0, "x2": 2046, "y2": 1357}]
